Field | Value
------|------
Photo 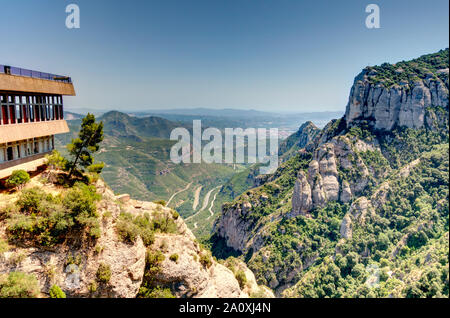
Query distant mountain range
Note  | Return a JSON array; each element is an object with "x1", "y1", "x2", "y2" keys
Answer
[{"x1": 65, "y1": 108, "x2": 343, "y2": 131}]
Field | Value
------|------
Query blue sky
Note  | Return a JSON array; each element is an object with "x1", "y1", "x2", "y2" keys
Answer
[{"x1": 0, "y1": 0, "x2": 448, "y2": 112}]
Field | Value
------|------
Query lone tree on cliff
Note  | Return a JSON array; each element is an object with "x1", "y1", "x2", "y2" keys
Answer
[{"x1": 67, "y1": 113, "x2": 104, "y2": 178}]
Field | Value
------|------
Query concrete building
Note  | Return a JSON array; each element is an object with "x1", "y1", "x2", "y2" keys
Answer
[{"x1": 0, "y1": 65, "x2": 75, "y2": 179}]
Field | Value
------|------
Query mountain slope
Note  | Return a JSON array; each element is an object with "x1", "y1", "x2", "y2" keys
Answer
[
  {"x1": 212, "y1": 49, "x2": 449, "y2": 297},
  {"x1": 54, "y1": 112, "x2": 244, "y2": 240},
  {"x1": 0, "y1": 172, "x2": 273, "y2": 298}
]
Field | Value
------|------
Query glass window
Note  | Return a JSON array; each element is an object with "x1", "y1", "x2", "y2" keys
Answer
[{"x1": 16, "y1": 105, "x2": 21, "y2": 119}]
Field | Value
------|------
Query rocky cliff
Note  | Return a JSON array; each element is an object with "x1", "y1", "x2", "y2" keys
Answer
[
  {"x1": 213, "y1": 49, "x2": 449, "y2": 296},
  {"x1": 345, "y1": 49, "x2": 449, "y2": 130},
  {"x1": 0, "y1": 171, "x2": 272, "y2": 298}
]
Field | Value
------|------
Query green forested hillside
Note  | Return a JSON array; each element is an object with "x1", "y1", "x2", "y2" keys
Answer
[
  {"x1": 211, "y1": 49, "x2": 449, "y2": 298},
  {"x1": 55, "y1": 112, "x2": 239, "y2": 213},
  {"x1": 55, "y1": 112, "x2": 247, "y2": 241}
]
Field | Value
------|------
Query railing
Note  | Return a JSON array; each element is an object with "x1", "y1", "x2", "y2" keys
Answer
[{"x1": 0, "y1": 64, "x2": 72, "y2": 83}]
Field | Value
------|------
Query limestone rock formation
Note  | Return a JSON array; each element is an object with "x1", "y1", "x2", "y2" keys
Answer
[
  {"x1": 345, "y1": 67, "x2": 449, "y2": 131},
  {"x1": 339, "y1": 214, "x2": 352, "y2": 239},
  {"x1": 340, "y1": 180, "x2": 352, "y2": 203},
  {"x1": 291, "y1": 170, "x2": 312, "y2": 216},
  {"x1": 290, "y1": 134, "x2": 377, "y2": 215},
  {"x1": 0, "y1": 174, "x2": 268, "y2": 298}
]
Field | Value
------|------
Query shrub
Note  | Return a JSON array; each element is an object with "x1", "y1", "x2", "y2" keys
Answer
[
  {"x1": 153, "y1": 200, "x2": 166, "y2": 206},
  {"x1": 169, "y1": 254, "x2": 179, "y2": 263},
  {"x1": 88, "y1": 281, "x2": 97, "y2": 293},
  {"x1": 199, "y1": 251, "x2": 212, "y2": 268},
  {"x1": 46, "y1": 150, "x2": 68, "y2": 171},
  {"x1": 171, "y1": 210, "x2": 179, "y2": 220},
  {"x1": 96, "y1": 263, "x2": 111, "y2": 283},
  {"x1": 235, "y1": 270, "x2": 247, "y2": 289},
  {"x1": 152, "y1": 212, "x2": 177, "y2": 234},
  {"x1": 16, "y1": 187, "x2": 47, "y2": 213},
  {"x1": 0, "y1": 272, "x2": 40, "y2": 298},
  {"x1": 8, "y1": 182, "x2": 101, "y2": 246},
  {"x1": 140, "y1": 286, "x2": 175, "y2": 298},
  {"x1": 116, "y1": 212, "x2": 155, "y2": 246},
  {"x1": 63, "y1": 182, "x2": 100, "y2": 237},
  {"x1": 49, "y1": 285, "x2": 66, "y2": 298},
  {"x1": 6, "y1": 170, "x2": 30, "y2": 190},
  {"x1": 144, "y1": 249, "x2": 165, "y2": 282}
]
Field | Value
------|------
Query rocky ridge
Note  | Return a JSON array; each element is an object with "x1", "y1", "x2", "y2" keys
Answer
[{"x1": 0, "y1": 174, "x2": 273, "y2": 298}]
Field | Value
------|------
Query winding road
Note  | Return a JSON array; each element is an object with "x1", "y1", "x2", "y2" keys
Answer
[
  {"x1": 206, "y1": 188, "x2": 220, "y2": 220},
  {"x1": 185, "y1": 186, "x2": 221, "y2": 222},
  {"x1": 166, "y1": 182, "x2": 192, "y2": 206}
]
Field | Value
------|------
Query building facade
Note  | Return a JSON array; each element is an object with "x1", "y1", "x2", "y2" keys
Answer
[{"x1": 0, "y1": 65, "x2": 75, "y2": 179}]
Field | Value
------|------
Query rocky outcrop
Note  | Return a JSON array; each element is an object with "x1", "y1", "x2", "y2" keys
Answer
[
  {"x1": 214, "y1": 202, "x2": 255, "y2": 252},
  {"x1": 291, "y1": 135, "x2": 377, "y2": 214},
  {"x1": 291, "y1": 171, "x2": 312, "y2": 216},
  {"x1": 340, "y1": 180, "x2": 352, "y2": 203},
  {"x1": 345, "y1": 67, "x2": 449, "y2": 131},
  {"x1": 279, "y1": 121, "x2": 320, "y2": 158},
  {"x1": 339, "y1": 214, "x2": 352, "y2": 239},
  {"x1": 0, "y1": 173, "x2": 267, "y2": 298},
  {"x1": 296, "y1": 121, "x2": 320, "y2": 149}
]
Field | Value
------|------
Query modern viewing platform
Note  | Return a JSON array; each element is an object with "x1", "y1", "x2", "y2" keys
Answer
[{"x1": 0, "y1": 65, "x2": 75, "y2": 96}]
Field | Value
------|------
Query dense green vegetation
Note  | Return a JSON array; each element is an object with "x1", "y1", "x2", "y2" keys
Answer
[
  {"x1": 0, "y1": 272, "x2": 40, "y2": 298},
  {"x1": 6, "y1": 170, "x2": 30, "y2": 190},
  {"x1": 4, "y1": 183, "x2": 101, "y2": 246},
  {"x1": 49, "y1": 285, "x2": 66, "y2": 298},
  {"x1": 138, "y1": 249, "x2": 175, "y2": 298},
  {"x1": 212, "y1": 106, "x2": 448, "y2": 297},
  {"x1": 115, "y1": 208, "x2": 178, "y2": 246},
  {"x1": 367, "y1": 48, "x2": 449, "y2": 87}
]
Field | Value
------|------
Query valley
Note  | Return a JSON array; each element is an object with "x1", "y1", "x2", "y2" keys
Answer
[
  {"x1": 56, "y1": 110, "x2": 339, "y2": 238},
  {"x1": 55, "y1": 49, "x2": 448, "y2": 298}
]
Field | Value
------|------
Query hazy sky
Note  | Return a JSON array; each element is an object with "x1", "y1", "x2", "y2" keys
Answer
[{"x1": 0, "y1": 0, "x2": 448, "y2": 112}]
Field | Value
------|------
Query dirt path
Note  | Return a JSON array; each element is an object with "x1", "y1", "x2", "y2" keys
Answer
[
  {"x1": 166, "y1": 182, "x2": 192, "y2": 206},
  {"x1": 192, "y1": 186, "x2": 203, "y2": 211}
]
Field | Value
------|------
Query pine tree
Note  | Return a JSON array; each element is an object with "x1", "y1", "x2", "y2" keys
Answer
[{"x1": 67, "y1": 113, "x2": 104, "y2": 178}]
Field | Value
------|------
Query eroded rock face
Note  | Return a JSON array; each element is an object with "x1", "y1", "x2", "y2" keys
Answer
[
  {"x1": 214, "y1": 202, "x2": 256, "y2": 252},
  {"x1": 290, "y1": 135, "x2": 378, "y2": 215},
  {"x1": 340, "y1": 180, "x2": 352, "y2": 203},
  {"x1": 340, "y1": 214, "x2": 352, "y2": 239},
  {"x1": 345, "y1": 68, "x2": 449, "y2": 131},
  {"x1": 292, "y1": 171, "x2": 312, "y2": 216},
  {"x1": 0, "y1": 177, "x2": 266, "y2": 298}
]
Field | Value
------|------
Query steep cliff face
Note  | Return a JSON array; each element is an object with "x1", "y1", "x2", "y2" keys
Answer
[
  {"x1": 213, "y1": 49, "x2": 449, "y2": 296},
  {"x1": 345, "y1": 49, "x2": 449, "y2": 130},
  {"x1": 0, "y1": 172, "x2": 271, "y2": 298}
]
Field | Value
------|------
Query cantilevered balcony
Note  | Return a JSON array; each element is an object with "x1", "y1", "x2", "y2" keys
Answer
[{"x1": 0, "y1": 65, "x2": 75, "y2": 96}]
